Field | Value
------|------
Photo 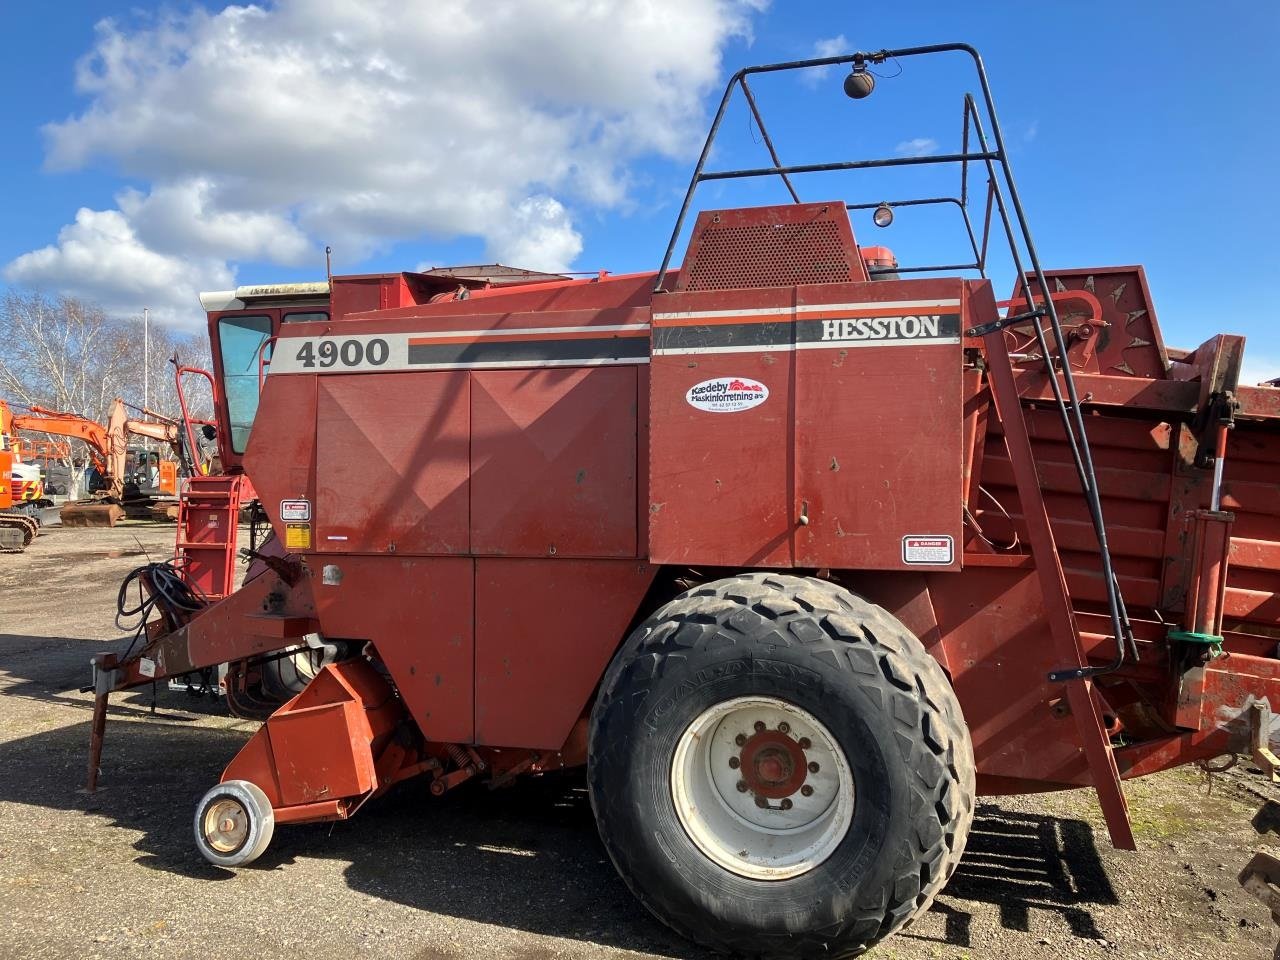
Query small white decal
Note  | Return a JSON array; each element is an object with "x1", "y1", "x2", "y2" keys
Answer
[
  {"x1": 686, "y1": 377, "x2": 769, "y2": 413},
  {"x1": 902, "y1": 535, "x2": 954, "y2": 565},
  {"x1": 138, "y1": 658, "x2": 156, "y2": 679},
  {"x1": 280, "y1": 499, "x2": 311, "y2": 522}
]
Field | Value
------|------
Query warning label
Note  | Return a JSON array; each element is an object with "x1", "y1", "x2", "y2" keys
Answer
[
  {"x1": 285, "y1": 523, "x2": 312, "y2": 551},
  {"x1": 685, "y1": 376, "x2": 769, "y2": 413},
  {"x1": 280, "y1": 499, "x2": 311, "y2": 522},
  {"x1": 902, "y1": 535, "x2": 954, "y2": 565}
]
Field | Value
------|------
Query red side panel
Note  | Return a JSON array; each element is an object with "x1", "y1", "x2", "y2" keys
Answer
[
  {"x1": 648, "y1": 287, "x2": 795, "y2": 567},
  {"x1": 243, "y1": 373, "x2": 318, "y2": 546},
  {"x1": 471, "y1": 368, "x2": 638, "y2": 558},
  {"x1": 794, "y1": 281, "x2": 965, "y2": 570},
  {"x1": 649, "y1": 278, "x2": 965, "y2": 571},
  {"x1": 473, "y1": 557, "x2": 655, "y2": 748},
  {"x1": 315, "y1": 372, "x2": 470, "y2": 555},
  {"x1": 313, "y1": 555, "x2": 474, "y2": 743}
]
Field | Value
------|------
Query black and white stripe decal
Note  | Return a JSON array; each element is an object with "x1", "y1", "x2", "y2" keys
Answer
[
  {"x1": 269, "y1": 325, "x2": 651, "y2": 374},
  {"x1": 651, "y1": 300, "x2": 962, "y2": 355}
]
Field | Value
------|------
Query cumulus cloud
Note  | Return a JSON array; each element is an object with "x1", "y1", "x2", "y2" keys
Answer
[
  {"x1": 8, "y1": 0, "x2": 766, "y2": 326},
  {"x1": 5, "y1": 207, "x2": 232, "y2": 330},
  {"x1": 800, "y1": 34, "x2": 849, "y2": 87},
  {"x1": 895, "y1": 138, "x2": 939, "y2": 158}
]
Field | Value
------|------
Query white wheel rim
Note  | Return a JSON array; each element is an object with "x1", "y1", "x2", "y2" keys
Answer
[{"x1": 670, "y1": 695, "x2": 854, "y2": 881}]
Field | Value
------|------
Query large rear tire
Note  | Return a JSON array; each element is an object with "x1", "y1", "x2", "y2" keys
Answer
[{"x1": 588, "y1": 573, "x2": 974, "y2": 959}]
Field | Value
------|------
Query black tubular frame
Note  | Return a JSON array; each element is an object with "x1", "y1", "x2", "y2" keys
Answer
[{"x1": 654, "y1": 43, "x2": 1136, "y2": 678}]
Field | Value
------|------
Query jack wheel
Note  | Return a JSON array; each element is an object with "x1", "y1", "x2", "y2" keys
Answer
[{"x1": 194, "y1": 780, "x2": 275, "y2": 867}]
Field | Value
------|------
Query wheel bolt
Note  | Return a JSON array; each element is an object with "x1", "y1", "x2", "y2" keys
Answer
[
  {"x1": 798, "y1": 737, "x2": 811, "y2": 749},
  {"x1": 778, "y1": 721, "x2": 790, "y2": 734},
  {"x1": 754, "y1": 796, "x2": 769, "y2": 808},
  {"x1": 753, "y1": 720, "x2": 766, "y2": 732},
  {"x1": 728, "y1": 757, "x2": 740, "y2": 769},
  {"x1": 808, "y1": 761, "x2": 820, "y2": 773},
  {"x1": 735, "y1": 733, "x2": 747, "y2": 746},
  {"x1": 801, "y1": 785, "x2": 814, "y2": 797},
  {"x1": 780, "y1": 798, "x2": 793, "y2": 811},
  {"x1": 736, "y1": 780, "x2": 749, "y2": 793}
]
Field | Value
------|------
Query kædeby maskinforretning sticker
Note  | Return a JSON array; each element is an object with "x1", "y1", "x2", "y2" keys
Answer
[{"x1": 686, "y1": 377, "x2": 769, "y2": 413}]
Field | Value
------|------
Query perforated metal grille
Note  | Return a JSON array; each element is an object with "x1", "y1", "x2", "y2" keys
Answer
[{"x1": 681, "y1": 221, "x2": 855, "y2": 291}]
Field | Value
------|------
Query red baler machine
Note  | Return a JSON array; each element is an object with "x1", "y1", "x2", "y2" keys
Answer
[{"x1": 89, "y1": 44, "x2": 1280, "y2": 959}]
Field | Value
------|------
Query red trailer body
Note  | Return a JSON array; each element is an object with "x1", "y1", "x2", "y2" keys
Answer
[{"x1": 89, "y1": 43, "x2": 1280, "y2": 960}]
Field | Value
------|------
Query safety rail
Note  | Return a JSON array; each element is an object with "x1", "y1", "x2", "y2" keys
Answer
[{"x1": 654, "y1": 42, "x2": 1136, "y2": 680}]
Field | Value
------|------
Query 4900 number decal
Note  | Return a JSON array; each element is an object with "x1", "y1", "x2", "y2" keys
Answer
[{"x1": 294, "y1": 338, "x2": 390, "y2": 369}]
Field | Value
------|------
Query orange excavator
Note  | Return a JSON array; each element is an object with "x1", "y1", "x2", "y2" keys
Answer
[{"x1": 0, "y1": 398, "x2": 191, "y2": 528}]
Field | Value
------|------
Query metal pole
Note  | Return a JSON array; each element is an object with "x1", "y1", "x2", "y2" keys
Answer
[{"x1": 143, "y1": 307, "x2": 150, "y2": 454}]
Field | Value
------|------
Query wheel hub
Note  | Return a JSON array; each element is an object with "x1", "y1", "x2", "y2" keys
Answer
[
  {"x1": 202, "y1": 798, "x2": 249, "y2": 854},
  {"x1": 739, "y1": 730, "x2": 807, "y2": 799}
]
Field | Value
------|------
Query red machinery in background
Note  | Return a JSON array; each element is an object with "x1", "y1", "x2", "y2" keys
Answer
[{"x1": 87, "y1": 44, "x2": 1280, "y2": 959}]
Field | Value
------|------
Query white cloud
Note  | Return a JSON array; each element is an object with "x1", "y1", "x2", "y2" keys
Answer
[
  {"x1": 895, "y1": 137, "x2": 939, "y2": 158},
  {"x1": 5, "y1": 207, "x2": 232, "y2": 331},
  {"x1": 800, "y1": 34, "x2": 848, "y2": 87},
  {"x1": 9, "y1": 0, "x2": 766, "y2": 327}
]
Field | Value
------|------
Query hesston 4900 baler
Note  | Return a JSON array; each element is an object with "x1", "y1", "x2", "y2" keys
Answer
[{"x1": 86, "y1": 44, "x2": 1280, "y2": 958}]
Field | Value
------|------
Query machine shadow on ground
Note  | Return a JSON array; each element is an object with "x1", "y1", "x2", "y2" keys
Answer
[{"x1": 0, "y1": 633, "x2": 1117, "y2": 957}]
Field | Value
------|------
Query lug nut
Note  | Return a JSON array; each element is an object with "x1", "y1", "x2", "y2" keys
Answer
[
  {"x1": 780, "y1": 798, "x2": 793, "y2": 811},
  {"x1": 754, "y1": 796, "x2": 769, "y2": 808},
  {"x1": 778, "y1": 721, "x2": 790, "y2": 734},
  {"x1": 798, "y1": 737, "x2": 811, "y2": 749},
  {"x1": 728, "y1": 757, "x2": 740, "y2": 769},
  {"x1": 736, "y1": 780, "x2": 749, "y2": 793},
  {"x1": 808, "y1": 761, "x2": 820, "y2": 773},
  {"x1": 801, "y1": 785, "x2": 814, "y2": 797},
  {"x1": 735, "y1": 733, "x2": 747, "y2": 746},
  {"x1": 754, "y1": 720, "x2": 766, "y2": 732}
]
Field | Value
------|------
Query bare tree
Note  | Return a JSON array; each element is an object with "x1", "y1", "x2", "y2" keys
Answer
[{"x1": 0, "y1": 291, "x2": 215, "y2": 497}]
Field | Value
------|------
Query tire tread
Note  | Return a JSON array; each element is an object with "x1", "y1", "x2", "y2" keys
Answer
[{"x1": 590, "y1": 573, "x2": 975, "y2": 959}]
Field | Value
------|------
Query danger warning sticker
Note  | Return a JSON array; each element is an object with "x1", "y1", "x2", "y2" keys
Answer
[
  {"x1": 902, "y1": 535, "x2": 954, "y2": 565},
  {"x1": 280, "y1": 499, "x2": 311, "y2": 522},
  {"x1": 285, "y1": 523, "x2": 312, "y2": 551},
  {"x1": 685, "y1": 376, "x2": 770, "y2": 413}
]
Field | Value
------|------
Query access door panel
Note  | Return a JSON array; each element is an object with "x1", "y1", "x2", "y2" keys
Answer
[
  {"x1": 648, "y1": 288, "x2": 795, "y2": 567},
  {"x1": 470, "y1": 367, "x2": 638, "y2": 558},
  {"x1": 315, "y1": 372, "x2": 470, "y2": 554},
  {"x1": 793, "y1": 281, "x2": 965, "y2": 570}
]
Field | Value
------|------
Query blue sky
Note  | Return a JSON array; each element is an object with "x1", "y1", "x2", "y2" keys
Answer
[{"x1": 2, "y1": 1, "x2": 1277, "y2": 378}]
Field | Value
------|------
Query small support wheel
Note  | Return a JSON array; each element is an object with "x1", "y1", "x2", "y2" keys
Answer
[{"x1": 193, "y1": 780, "x2": 275, "y2": 867}]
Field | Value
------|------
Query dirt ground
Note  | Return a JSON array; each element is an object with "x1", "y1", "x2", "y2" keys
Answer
[{"x1": 1, "y1": 523, "x2": 1278, "y2": 960}]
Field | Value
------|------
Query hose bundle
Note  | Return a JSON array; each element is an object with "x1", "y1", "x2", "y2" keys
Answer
[{"x1": 116, "y1": 561, "x2": 208, "y2": 661}]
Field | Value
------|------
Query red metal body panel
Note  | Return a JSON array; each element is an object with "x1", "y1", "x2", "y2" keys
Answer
[
  {"x1": 649, "y1": 286, "x2": 794, "y2": 567},
  {"x1": 316, "y1": 372, "x2": 470, "y2": 555},
  {"x1": 222, "y1": 659, "x2": 406, "y2": 814},
  {"x1": 242, "y1": 372, "x2": 318, "y2": 545},
  {"x1": 793, "y1": 280, "x2": 965, "y2": 570},
  {"x1": 649, "y1": 275, "x2": 966, "y2": 570},
  {"x1": 313, "y1": 556, "x2": 475, "y2": 743},
  {"x1": 471, "y1": 368, "x2": 637, "y2": 558},
  {"x1": 474, "y1": 558, "x2": 655, "y2": 748}
]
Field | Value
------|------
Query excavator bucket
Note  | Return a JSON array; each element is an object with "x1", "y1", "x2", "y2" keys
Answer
[{"x1": 60, "y1": 501, "x2": 125, "y2": 528}]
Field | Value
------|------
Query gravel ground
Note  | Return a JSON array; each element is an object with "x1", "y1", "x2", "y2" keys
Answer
[{"x1": 1, "y1": 523, "x2": 1278, "y2": 960}]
